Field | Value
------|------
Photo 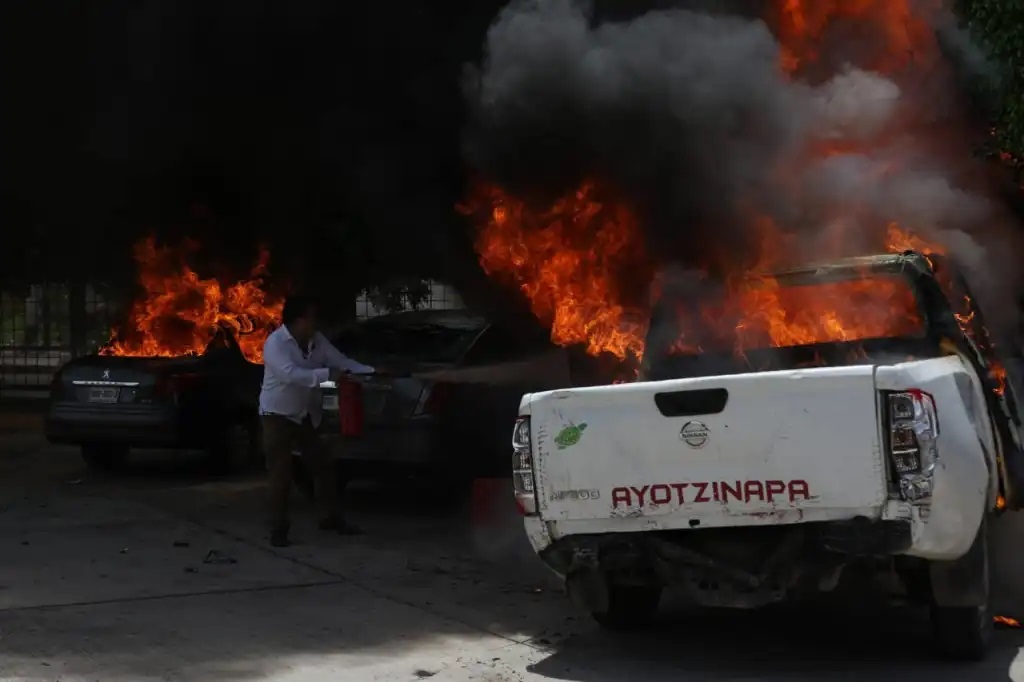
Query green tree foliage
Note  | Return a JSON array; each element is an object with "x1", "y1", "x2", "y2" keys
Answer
[{"x1": 956, "y1": 0, "x2": 1024, "y2": 161}]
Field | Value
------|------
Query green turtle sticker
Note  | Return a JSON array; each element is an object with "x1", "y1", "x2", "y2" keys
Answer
[{"x1": 554, "y1": 422, "x2": 588, "y2": 450}]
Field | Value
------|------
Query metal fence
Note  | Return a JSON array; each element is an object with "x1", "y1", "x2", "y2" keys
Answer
[
  {"x1": 0, "y1": 281, "x2": 463, "y2": 398},
  {"x1": 0, "y1": 283, "x2": 121, "y2": 398},
  {"x1": 355, "y1": 281, "x2": 464, "y2": 319}
]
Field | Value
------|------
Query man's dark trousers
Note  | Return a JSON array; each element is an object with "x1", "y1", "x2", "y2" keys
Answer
[{"x1": 262, "y1": 414, "x2": 337, "y2": 531}]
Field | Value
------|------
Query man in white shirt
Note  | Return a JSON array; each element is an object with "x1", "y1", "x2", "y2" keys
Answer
[{"x1": 260, "y1": 294, "x2": 375, "y2": 547}]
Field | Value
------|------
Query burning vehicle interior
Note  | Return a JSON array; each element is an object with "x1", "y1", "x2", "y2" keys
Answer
[
  {"x1": 454, "y1": 0, "x2": 1024, "y2": 654},
  {"x1": 45, "y1": 238, "x2": 282, "y2": 473},
  {"x1": 508, "y1": 248, "x2": 1024, "y2": 660},
  {"x1": 642, "y1": 253, "x2": 999, "y2": 381}
]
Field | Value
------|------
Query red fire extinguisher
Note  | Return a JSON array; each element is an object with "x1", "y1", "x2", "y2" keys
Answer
[{"x1": 337, "y1": 378, "x2": 365, "y2": 438}]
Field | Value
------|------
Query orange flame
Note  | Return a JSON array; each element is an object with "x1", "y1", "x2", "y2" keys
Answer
[
  {"x1": 468, "y1": 180, "x2": 931, "y2": 362},
  {"x1": 995, "y1": 615, "x2": 1021, "y2": 628},
  {"x1": 733, "y1": 276, "x2": 922, "y2": 351},
  {"x1": 470, "y1": 179, "x2": 1010, "y2": 401},
  {"x1": 884, "y1": 222, "x2": 944, "y2": 257},
  {"x1": 464, "y1": 182, "x2": 649, "y2": 360},
  {"x1": 466, "y1": 0, "x2": 1011, "y2": 401},
  {"x1": 774, "y1": 0, "x2": 940, "y2": 76},
  {"x1": 100, "y1": 238, "x2": 283, "y2": 364}
]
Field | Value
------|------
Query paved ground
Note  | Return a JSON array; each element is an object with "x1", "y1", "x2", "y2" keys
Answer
[{"x1": 1, "y1": 429, "x2": 1024, "y2": 681}]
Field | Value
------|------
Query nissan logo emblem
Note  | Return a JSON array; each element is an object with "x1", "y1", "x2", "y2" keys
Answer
[{"x1": 680, "y1": 421, "x2": 709, "y2": 448}]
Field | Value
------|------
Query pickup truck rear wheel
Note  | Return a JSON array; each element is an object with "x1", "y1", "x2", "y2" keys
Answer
[
  {"x1": 592, "y1": 582, "x2": 662, "y2": 631},
  {"x1": 931, "y1": 603, "x2": 993, "y2": 661},
  {"x1": 80, "y1": 444, "x2": 129, "y2": 473},
  {"x1": 930, "y1": 519, "x2": 993, "y2": 661}
]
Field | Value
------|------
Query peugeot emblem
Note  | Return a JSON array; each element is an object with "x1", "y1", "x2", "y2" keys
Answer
[
  {"x1": 680, "y1": 421, "x2": 709, "y2": 448},
  {"x1": 101, "y1": 369, "x2": 110, "y2": 380}
]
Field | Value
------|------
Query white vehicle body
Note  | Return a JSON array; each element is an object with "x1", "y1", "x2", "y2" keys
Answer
[
  {"x1": 519, "y1": 355, "x2": 998, "y2": 563},
  {"x1": 511, "y1": 252, "x2": 1024, "y2": 659}
]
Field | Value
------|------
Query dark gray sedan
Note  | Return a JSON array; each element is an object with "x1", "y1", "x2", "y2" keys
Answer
[{"x1": 302, "y1": 310, "x2": 567, "y2": 493}]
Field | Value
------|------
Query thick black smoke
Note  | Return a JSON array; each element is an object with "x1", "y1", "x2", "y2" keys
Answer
[
  {"x1": 462, "y1": 0, "x2": 1024, "y2": 329},
  {"x1": 463, "y1": 0, "x2": 808, "y2": 268},
  {"x1": 0, "y1": 0, "x2": 503, "y2": 298}
]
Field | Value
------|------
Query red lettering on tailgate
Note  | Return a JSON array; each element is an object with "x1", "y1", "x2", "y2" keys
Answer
[
  {"x1": 765, "y1": 480, "x2": 786, "y2": 502},
  {"x1": 721, "y1": 481, "x2": 743, "y2": 502},
  {"x1": 609, "y1": 480, "x2": 812, "y2": 510},
  {"x1": 789, "y1": 480, "x2": 810, "y2": 503},
  {"x1": 630, "y1": 485, "x2": 650, "y2": 506},
  {"x1": 611, "y1": 487, "x2": 632, "y2": 508},
  {"x1": 649, "y1": 484, "x2": 671, "y2": 505},
  {"x1": 743, "y1": 481, "x2": 765, "y2": 502}
]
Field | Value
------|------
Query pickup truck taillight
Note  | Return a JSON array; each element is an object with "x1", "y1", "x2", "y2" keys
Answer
[
  {"x1": 512, "y1": 416, "x2": 537, "y2": 515},
  {"x1": 883, "y1": 389, "x2": 939, "y2": 502}
]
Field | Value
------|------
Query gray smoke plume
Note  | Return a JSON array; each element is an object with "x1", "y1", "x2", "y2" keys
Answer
[
  {"x1": 463, "y1": 0, "x2": 810, "y2": 267},
  {"x1": 462, "y1": 0, "x2": 1023, "y2": 334}
]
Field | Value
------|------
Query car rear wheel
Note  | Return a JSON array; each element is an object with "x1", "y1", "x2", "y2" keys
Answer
[
  {"x1": 80, "y1": 444, "x2": 129, "y2": 473},
  {"x1": 208, "y1": 421, "x2": 260, "y2": 475}
]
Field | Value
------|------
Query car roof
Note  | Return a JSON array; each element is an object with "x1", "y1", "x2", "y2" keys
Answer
[
  {"x1": 358, "y1": 309, "x2": 487, "y2": 331},
  {"x1": 768, "y1": 251, "x2": 934, "y2": 281}
]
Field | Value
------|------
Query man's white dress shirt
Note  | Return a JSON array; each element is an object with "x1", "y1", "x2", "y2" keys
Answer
[{"x1": 259, "y1": 326, "x2": 374, "y2": 426}]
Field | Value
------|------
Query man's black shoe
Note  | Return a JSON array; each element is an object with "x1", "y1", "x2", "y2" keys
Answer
[
  {"x1": 318, "y1": 518, "x2": 362, "y2": 536},
  {"x1": 270, "y1": 527, "x2": 291, "y2": 547}
]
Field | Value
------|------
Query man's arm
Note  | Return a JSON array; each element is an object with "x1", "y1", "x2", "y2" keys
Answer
[
  {"x1": 316, "y1": 332, "x2": 375, "y2": 375},
  {"x1": 265, "y1": 335, "x2": 330, "y2": 388}
]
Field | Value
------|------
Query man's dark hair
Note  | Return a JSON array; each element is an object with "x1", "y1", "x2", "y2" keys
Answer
[{"x1": 281, "y1": 294, "x2": 319, "y2": 326}]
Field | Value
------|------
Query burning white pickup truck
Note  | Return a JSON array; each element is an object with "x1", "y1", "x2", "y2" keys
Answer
[{"x1": 512, "y1": 251, "x2": 1024, "y2": 661}]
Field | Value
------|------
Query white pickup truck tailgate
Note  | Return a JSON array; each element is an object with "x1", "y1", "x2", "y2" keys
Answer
[{"x1": 529, "y1": 365, "x2": 888, "y2": 526}]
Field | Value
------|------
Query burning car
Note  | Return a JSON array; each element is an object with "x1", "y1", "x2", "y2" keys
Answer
[
  {"x1": 308, "y1": 309, "x2": 565, "y2": 495},
  {"x1": 46, "y1": 326, "x2": 265, "y2": 472},
  {"x1": 512, "y1": 251, "x2": 1024, "y2": 661},
  {"x1": 45, "y1": 237, "x2": 282, "y2": 473}
]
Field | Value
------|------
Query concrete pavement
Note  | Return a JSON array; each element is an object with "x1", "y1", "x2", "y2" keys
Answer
[{"x1": 1, "y1": 434, "x2": 1024, "y2": 681}]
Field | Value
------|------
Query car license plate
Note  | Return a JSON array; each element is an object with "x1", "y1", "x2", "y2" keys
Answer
[
  {"x1": 88, "y1": 387, "x2": 120, "y2": 404},
  {"x1": 321, "y1": 394, "x2": 339, "y2": 411}
]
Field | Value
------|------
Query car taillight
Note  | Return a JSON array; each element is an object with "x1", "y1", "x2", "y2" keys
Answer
[
  {"x1": 155, "y1": 373, "x2": 201, "y2": 397},
  {"x1": 414, "y1": 382, "x2": 451, "y2": 416},
  {"x1": 338, "y1": 380, "x2": 365, "y2": 437},
  {"x1": 512, "y1": 416, "x2": 537, "y2": 515},
  {"x1": 423, "y1": 383, "x2": 450, "y2": 415},
  {"x1": 154, "y1": 375, "x2": 174, "y2": 397},
  {"x1": 884, "y1": 389, "x2": 939, "y2": 502}
]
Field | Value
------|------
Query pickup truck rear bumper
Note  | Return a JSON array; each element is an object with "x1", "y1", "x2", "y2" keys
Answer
[{"x1": 533, "y1": 518, "x2": 913, "y2": 578}]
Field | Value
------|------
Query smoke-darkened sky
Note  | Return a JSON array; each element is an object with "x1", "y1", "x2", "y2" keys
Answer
[
  {"x1": 0, "y1": 0, "x2": 504, "y2": 287},
  {"x1": 3, "y1": 0, "x2": 1021, "y2": 338},
  {"x1": 462, "y1": 0, "x2": 1024, "y2": 335}
]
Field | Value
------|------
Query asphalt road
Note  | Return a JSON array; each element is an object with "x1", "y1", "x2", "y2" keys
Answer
[{"x1": 1, "y1": 430, "x2": 1023, "y2": 681}]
